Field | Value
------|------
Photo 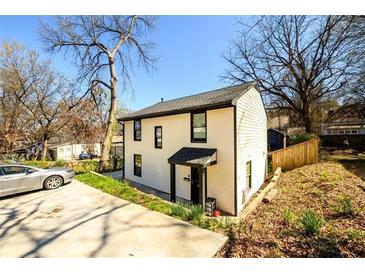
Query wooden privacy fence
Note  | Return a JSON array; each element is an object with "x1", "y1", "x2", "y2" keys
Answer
[{"x1": 271, "y1": 138, "x2": 320, "y2": 171}]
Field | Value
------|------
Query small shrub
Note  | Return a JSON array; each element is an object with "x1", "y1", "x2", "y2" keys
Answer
[
  {"x1": 187, "y1": 204, "x2": 205, "y2": 221},
  {"x1": 337, "y1": 194, "x2": 354, "y2": 215},
  {"x1": 54, "y1": 160, "x2": 67, "y2": 167},
  {"x1": 300, "y1": 209, "x2": 323, "y2": 235},
  {"x1": 217, "y1": 217, "x2": 236, "y2": 234},
  {"x1": 346, "y1": 229, "x2": 365, "y2": 242},
  {"x1": 170, "y1": 201, "x2": 188, "y2": 219},
  {"x1": 235, "y1": 219, "x2": 248, "y2": 238},
  {"x1": 319, "y1": 171, "x2": 340, "y2": 182},
  {"x1": 195, "y1": 217, "x2": 215, "y2": 229},
  {"x1": 289, "y1": 133, "x2": 317, "y2": 146},
  {"x1": 282, "y1": 208, "x2": 296, "y2": 226},
  {"x1": 320, "y1": 171, "x2": 330, "y2": 182},
  {"x1": 310, "y1": 188, "x2": 323, "y2": 198}
]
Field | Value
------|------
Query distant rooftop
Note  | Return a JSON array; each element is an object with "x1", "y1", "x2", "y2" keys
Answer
[
  {"x1": 118, "y1": 82, "x2": 256, "y2": 121},
  {"x1": 324, "y1": 103, "x2": 365, "y2": 125}
]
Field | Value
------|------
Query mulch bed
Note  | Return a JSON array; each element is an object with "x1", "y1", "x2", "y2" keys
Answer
[{"x1": 217, "y1": 162, "x2": 365, "y2": 257}]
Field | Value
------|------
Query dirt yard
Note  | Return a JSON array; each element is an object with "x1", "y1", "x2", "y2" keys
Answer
[{"x1": 218, "y1": 162, "x2": 365, "y2": 258}]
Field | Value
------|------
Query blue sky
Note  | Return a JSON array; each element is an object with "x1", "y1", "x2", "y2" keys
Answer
[{"x1": 0, "y1": 16, "x2": 251, "y2": 111}]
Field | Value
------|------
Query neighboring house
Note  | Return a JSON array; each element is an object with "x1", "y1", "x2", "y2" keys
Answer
[
  {"x1": 267, "y1": 114, "x2": 289, "y2": 131},
  {"x1": 267, "y1": 107, "x2": 290, "y2": 131},
  {"x1": 267, "y1": 107, "x2": 306, "y2": 136},
  {"x1": 118, "y1": 83, "x2": 267, "y2": 216},
  {"x1": 111, "y1": 122, "x2": 124, "y2": 158},
  {"x1": 320, "y1": 103, "x2": 365, "y2": 149},
  {"x1": 321, "y1": 103, "x2": 365, "y2": 135},
  {"x1": 49, "y1": 142, "x2": 101, "y2": 161},
  {"x1": 268, "y1": 128, "x2": 287, "y2": 151},
  {"x1": 111, "y1": 136, "x2": 123, "y2": 157}
]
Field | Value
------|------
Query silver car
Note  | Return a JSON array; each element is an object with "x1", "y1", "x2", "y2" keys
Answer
[{"x1": 0, "y1": 164, "x2": 75, "y2": 197}]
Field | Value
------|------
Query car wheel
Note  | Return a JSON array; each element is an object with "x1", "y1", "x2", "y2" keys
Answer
[{"x1": 43, "y1": 176, "x2": 63, "y2": 190}]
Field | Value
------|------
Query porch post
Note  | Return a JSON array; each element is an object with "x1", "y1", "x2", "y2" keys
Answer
[
  {"x1": 200, "y1": 168, "x2": 206, "y2": 210},
  {"x1": 199, "y1": 168, "x2": 203, "y2": 206},
  {"x1": 170, "y1": 164, "x2": 176, "y2": 202}
]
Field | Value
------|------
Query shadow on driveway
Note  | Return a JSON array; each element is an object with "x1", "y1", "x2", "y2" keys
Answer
[{"x1": 0, "y1": 181, "x2": 227, "y2": 257}]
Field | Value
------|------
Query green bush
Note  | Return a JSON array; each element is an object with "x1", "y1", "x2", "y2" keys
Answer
[
  {"x1": 282, "y1": 208, "x2": 296, "y2": 226},
  {"x1": 346, "y1": 229, "x2": 365, "y2": 242},
  {"x1": 337, "y1": 194, "x2": 354, "y2": 215},
  {"x1": 289, "y1": 133, "x2": 317, "y2": 146},
  {"x1": 170, "y1": 201, "x2": 188, "y2": 219},
  {"x1": 300, "y1": 209, "x2": 323, "y2": 235},
  {"x1": 171, "y1": 202, "x2": 205, "y2": 222},
  {"x1": 187, "y1": 204, "x2": 205, "y2": 221},
  {"x1": 20, "y1": 159, "x2": 123, "y2": 174},
  {"x1": 235, "y1": 219, "x2": 248, "y2": 238},
  {"x1": 217, "y1": 217, "x2": 235, "y2": 231}
]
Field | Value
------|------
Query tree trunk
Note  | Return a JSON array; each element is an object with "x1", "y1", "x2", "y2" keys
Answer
[
  {"x1": 302, "y1": 104, "x2": 313, "y2": 133},
  {"x1": 41, "y1": 138, "x2": 48, "y2": 160},
  {"x1": 99, "y1": 60, "x2": 118, "y2": 171}
]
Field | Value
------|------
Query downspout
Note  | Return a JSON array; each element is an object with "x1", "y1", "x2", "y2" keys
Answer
[
  {"x1": 117, "y1": 119, "x2": 125, "y2": 179},
  {"x1": 233, "y1": 105, "x2": 238, "y2": 216}
]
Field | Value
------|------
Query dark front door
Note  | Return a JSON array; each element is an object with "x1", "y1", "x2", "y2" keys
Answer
[{"x1": 191, "y1": 167, "x2": 201, "y2": 204}]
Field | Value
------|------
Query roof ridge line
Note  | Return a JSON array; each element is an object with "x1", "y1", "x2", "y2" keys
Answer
[{"x1": 159, "y1": 82, "x2": 253, "y2": 104}]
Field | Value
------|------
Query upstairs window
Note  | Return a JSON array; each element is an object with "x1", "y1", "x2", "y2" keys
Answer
[
  {"x1": 134, "y1": 154, "x2": 142, "y2": 177},
  {"x1": 134, "y1": 120, "x2": 141, "y2": 141},
  {"x1": 191, "y1": 112, "x2": 207, "y2": 142},
  {"x1": 155, "y1": 126, "x2": 162, "y2": 148},
  {"x1": 246, "y1": 161, "x2": 252, "y2": 189}
]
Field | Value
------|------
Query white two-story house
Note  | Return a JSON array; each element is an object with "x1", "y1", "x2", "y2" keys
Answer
[{"x1": 118, "y1": 82, "x2": 267, "y2": 216}]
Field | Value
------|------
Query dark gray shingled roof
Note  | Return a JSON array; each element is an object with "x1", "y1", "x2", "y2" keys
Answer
[
  {"x1": 118, "y1": 82, "x2": 255, "y2": 121},
  {"x1": 168, "y1": 147, "x2": 217, "y2": 167}
]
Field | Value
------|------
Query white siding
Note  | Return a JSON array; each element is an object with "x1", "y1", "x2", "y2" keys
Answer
[
  {"x1": 235, "y1": 87, "x2": 267, "y2": 213},
  {"x1": 124, "y1": 107, "x2": 235, "y2": 214}
]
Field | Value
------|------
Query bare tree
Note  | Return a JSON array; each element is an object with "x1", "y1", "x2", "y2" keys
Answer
[
  {"x1": 67, "y1": 96, "x2": 107, "y2": 145},
  {"x1": 345, "y1": 16, "x2": 365, "y2": 103},
  {"x1": 0, "y1": 70, "x2": 22, "y2": 153},
  {"x1": 0, "y1": 41, "x2": 74, "y2": 159},
  {"x1": 39, "y1": 16, "x2": 156, "y2": 170},
  {"x1": 223, "y1": 16, "x2": 357, "y2": 132},
  {"x1": 0, "y1": 42, "x2": 37, "y2": 153}
]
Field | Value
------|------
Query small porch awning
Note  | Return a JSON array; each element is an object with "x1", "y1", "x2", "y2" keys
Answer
[{"x1": 168, "y1": 147, "x2": 217, "y2": 168}]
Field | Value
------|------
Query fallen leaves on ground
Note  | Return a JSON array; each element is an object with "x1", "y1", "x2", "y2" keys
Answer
[{"x1": 218, "y1": 162, "x2": 365, "y2": 258}]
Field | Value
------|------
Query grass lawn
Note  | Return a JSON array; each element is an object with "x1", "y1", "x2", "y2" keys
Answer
[
  {"x1": 218, "y1": 162, "x2": 365, "y2": 258},
  {"x1": 321, "y1": 149, "x2": 365, "y2": 180},
  {"x1": 76, "y1": 173, "x2": 172, "y2": 215},
  {"x1": 75, "y1": 172, "x2": 233, "y2": 233}
]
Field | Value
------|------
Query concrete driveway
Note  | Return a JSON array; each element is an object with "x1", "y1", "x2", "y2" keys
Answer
[{"x1": 0, "y1": 180, "x2": 227, "y2": 257}]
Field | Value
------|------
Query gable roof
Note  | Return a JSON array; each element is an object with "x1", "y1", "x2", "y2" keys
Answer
[
  {"x1": 324, "y1": 103, "x2": 365, "y2": 125},
  {"x1": 118, "y1": 82, "x2": 256, "y2": 121}
]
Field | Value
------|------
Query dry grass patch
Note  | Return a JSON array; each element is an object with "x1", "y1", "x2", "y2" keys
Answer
[{"x1": 218, "y1": 162, "x2": 365, "y2": 258}]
